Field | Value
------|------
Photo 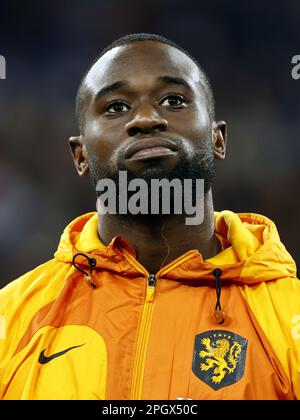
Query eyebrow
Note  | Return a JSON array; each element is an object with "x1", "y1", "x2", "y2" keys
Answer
[
  {"x1": 94, "y1": 80, "x2": 128, "y2": 102},
  {"x1": 157, "y1": 75, "x2": 192, "y2": 91},
  {"x1": 93, "y1": 75, "x2": 192, "y2": 103}
]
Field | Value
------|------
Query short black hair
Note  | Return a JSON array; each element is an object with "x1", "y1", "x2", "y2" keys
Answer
[{"x1": 76, "y1": 33, "x2": 215, "y2": 133}]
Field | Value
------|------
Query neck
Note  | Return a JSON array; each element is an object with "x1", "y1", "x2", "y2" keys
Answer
[{"x1": 97, "y1": 189, "x2": 220, "y2": 274}]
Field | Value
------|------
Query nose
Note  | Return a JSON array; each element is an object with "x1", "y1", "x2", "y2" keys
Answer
[{"x1": 125, "y1": 103, "x2": 168, "y2": 137}]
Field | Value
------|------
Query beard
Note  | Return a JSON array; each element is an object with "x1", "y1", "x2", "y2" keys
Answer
[{"x1": 88, "y1": 139, "x2": 216, "y2": 216}]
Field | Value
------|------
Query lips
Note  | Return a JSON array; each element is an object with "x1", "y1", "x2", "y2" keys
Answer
[{"x1": 125, "y1": 138, "x2": 178, "y2": 160}]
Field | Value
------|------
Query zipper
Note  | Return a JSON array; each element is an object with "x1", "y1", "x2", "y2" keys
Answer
[
  {"x1": 122, "y1": 248, "x2": 196, "y2": 400},
  {"x1": 130, "y1": 273, "x2": 157, "y2": 400}
]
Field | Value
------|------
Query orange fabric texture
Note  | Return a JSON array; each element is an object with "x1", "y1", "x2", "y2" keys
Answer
[{"x1": 0, "y1": 211, "x2": 299, "y2": 399}]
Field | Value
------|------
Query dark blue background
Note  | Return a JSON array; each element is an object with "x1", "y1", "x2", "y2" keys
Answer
[{"x1": 0, "y1": 0, "x2": 299, "y2": 285}]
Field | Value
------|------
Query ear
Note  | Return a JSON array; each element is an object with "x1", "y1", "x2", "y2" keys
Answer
[
  {"x1": 212, "y1": 121, "x2": 227, "y2": 160},
  {"x1": 69, "y1": 136, "x2": 89, "y2": 176}
]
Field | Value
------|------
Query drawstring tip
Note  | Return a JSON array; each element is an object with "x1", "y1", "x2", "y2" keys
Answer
[
  {"x1": 72, "y1": 253, "x2": 97, "y2": 289},
  {"x1": 213, "y1": 309, "x2": 225, "y2": 324},
  {"x1": 84, "y1": 274, "x2": 97, "y2": 289},
  {"x1": 213, "y1": 268, "x2": 225, "y2": 324}
]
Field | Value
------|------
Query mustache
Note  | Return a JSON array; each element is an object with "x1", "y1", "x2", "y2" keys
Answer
[
  {"x1": 114, "y1": 136, "x2": 185, "y2": 159},
  {"x1": 88, "y1": 140, "x2": 216, "y2": 195}
]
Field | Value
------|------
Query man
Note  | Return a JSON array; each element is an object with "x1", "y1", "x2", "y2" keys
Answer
[{"x1": 0, "y1": 33, "x2": 299, "y2": 400}]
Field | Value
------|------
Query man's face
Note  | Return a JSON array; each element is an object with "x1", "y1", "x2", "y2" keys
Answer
[{"x1": 70, "y1": 41, "x2": 226, "y2": 194}]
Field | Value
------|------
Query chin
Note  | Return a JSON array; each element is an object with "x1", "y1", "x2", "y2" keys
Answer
[{"x1": 122, "y1": 156, "x2": 179, "y2": 179}]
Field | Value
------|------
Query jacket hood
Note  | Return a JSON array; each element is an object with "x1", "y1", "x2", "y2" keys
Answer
[{"x1": 54, "y1": 211, "x2": 297, "y2": 285}]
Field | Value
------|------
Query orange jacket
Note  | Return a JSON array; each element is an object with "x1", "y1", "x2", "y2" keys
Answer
[{"x1": 0, "y1": 210, "x2": 299, "y2": 400}]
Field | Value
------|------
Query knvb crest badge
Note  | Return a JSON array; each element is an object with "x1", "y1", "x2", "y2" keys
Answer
[{"x1": 192, "y1": 330, "x2": 247, "y2": 391}]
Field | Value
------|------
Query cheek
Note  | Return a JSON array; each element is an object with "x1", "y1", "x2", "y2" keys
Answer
[
  {"x1": 172, "y1": 107, "x2": 211, "y2": 146},
  {"x1": 84, "y1": 119, "x2": 119, "y2": 158},
  {"x1": 192, "y1": 114, "x2": 211, "y2": 143},
  {"x1": 190, "y1": 96, "x2": 211, "y2": 135}
]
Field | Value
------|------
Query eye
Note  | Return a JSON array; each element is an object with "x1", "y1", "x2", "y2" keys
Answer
[
  {"x1": 160, "y1": 94, "x2": 187, "y2": 108},
  {"x1": 105, "y1": 101, "x2": 130, "y2": 114}
]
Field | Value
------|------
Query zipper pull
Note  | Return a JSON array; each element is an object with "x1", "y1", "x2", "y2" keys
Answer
[{"x1": 146, "y1": 274, "x2": 157, "y2": 302}]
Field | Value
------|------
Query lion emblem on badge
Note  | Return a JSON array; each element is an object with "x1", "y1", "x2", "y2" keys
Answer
[
  {"x1": 199, "y1": 337, "x2": 242, "y2": 383},
  {"x1": 192, "y1": 330, "x2": 247, "y2": 390}
]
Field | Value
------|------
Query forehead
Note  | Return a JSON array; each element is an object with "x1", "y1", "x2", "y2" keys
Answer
[{"x1": 84, "y1": 41, "x2": 202, "y2": 95}]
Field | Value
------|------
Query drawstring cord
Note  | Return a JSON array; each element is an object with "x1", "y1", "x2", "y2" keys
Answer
[
  {"x1": 72, "y1": 254, "x2": 224, "y2": 315},
  {"x1": 72, "y1": 253, "x2": 97, "y2": 288},
  {"x1": 213, "y1": 268, "x2": 225, "y2": 324}
]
